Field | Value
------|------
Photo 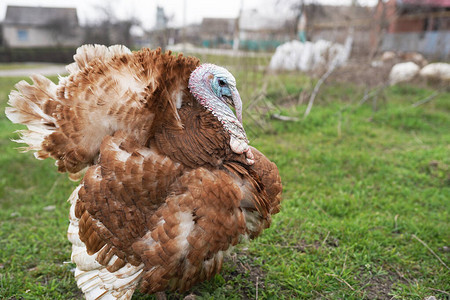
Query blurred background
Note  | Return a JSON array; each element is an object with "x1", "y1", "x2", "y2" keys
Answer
[
  {"x1": 0, "y1": 0, "x2": 448, "y2": 60},
  {"x1": 0, "y1": 0, "x2": 448, "y2": 90},
  {"x1": 0, "y1": 0, "x2": 447, "y2": 109}
]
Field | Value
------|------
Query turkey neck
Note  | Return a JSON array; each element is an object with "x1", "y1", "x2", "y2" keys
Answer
[{"x1": 188, "y1": 65, "x2": 249, "y2": 150}]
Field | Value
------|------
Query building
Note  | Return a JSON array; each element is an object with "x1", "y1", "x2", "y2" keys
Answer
[
  {"x1": 200, "y1": 18, "x2": 236, "y2": 48},
  {"x1": 2, "y1": 5, "x2": 82, "y2": 48},
  {"x1": 238, "y1": 9, "x2": 291, "y2": 51},
  {"x1": 302, "y1": 4, "x2": 374, "y2": 57},
  {"x1": 198, "y1": 11, "x2": 291, "y2": 51},
  {"x1": 374, "y1": 0, "x2": 450, "y2": 59}
]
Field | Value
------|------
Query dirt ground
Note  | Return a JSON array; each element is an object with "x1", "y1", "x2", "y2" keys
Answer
[{"x1": 329, "y1": 59, "x2": 394, "y2": 87}]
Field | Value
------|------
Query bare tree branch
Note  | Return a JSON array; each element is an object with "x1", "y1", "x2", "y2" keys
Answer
[{"x1": 411, "y1": 92, "x2": 439, "y2": 107}]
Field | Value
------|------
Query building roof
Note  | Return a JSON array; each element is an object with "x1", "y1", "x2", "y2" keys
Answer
[{"x1": 3, "y1": 5, "x2": 79, "y2": 27}]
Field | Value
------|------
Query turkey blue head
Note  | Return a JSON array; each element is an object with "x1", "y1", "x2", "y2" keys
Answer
[{"x1": 188, "y1": 63, "x2": 254, "y2": 164}]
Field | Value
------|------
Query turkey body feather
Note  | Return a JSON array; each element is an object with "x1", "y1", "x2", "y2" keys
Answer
[{"x1": 6, "y1": 45, "x2": 282, "y2": 299}]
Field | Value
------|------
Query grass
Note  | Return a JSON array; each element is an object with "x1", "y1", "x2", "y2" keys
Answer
[
  {"x1": 0, "y1": 63, "x2": 60, "y2": 71},
  {"x1": 0, "y1": 63, "x2": 449, "y2": 299}
]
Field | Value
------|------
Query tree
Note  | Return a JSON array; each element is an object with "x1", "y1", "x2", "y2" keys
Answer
[{"x1": 82, "y1": 2, "x2": 139, "y2": 47}]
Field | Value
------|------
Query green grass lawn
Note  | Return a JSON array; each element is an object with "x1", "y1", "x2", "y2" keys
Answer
[{"x1": 0, "y1": 68, "x2": 448, "y2": 299}]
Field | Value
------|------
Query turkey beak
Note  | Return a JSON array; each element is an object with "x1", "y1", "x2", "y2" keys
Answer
[{"x1": 230, "y1": 87, "x2": 243, "y2": 124}]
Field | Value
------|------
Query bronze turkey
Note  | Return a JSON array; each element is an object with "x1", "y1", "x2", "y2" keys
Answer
[{"x1": 5, "y1": 45, "x2": 282, "y2": 299}]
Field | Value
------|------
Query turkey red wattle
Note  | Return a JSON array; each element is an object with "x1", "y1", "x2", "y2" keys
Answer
[{"x1": 188, "y1": 64, "x2": 254, "y2": 165}]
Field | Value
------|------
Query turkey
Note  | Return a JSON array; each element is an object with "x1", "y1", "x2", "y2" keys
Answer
[{"x1": 5, "y1": 44, "x2": 282, "y2": 299}]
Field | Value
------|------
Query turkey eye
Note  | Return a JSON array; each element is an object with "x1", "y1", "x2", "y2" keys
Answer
[{"x1": 218, "y1": 79, "x2": 226, "y2": 87}]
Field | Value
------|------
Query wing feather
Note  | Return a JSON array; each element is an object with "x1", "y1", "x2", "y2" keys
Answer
[{"x1": 73, "y1": 131, "x2": 281, "y2": 294}]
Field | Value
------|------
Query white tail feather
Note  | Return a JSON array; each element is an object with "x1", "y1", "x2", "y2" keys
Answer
[
  {"x1": 12, "y1": 125, "x2": 54, "y2": 155},
  {"x1": 5, "y1": 75, "x2": 58, "y2": 159}
]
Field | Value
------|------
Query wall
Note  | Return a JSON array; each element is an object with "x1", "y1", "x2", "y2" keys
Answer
[
  {"x1": 3, "y1": 25, "x2": 82, "y2": 47},
  {"x1": 381, "y1": 31, "x2": 450, "y2": 60},
  {"x1": 391, "y1": 17, "x2": 426, "y2": 33}
]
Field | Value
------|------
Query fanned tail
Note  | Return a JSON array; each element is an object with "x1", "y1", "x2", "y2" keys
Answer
[
  {"x1": 5, "y1": 45, "x2": 134, "y2": 179},
  {"x1": 5, "y1": 45, "x2": 197, "y2": 179}
]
